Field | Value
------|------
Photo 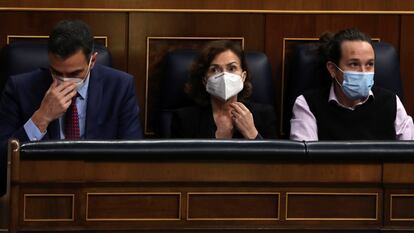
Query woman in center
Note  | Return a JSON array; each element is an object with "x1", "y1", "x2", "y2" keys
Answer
[{"x1": 171, "y1": 40, "x2": 277, "y2": 139}]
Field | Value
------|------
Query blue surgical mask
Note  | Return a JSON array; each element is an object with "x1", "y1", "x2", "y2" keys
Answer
[{"x1": 334, "y1": 65, "x2": 374, "y2": 100}]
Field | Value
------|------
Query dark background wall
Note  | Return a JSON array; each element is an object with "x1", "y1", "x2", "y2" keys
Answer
[{"x1": 0, "y1": 1, "x2": 413, "y2": 137}]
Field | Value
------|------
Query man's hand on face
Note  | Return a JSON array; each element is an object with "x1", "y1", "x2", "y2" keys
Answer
[{"x1": 31, "y1": 79, "x2": 77, "y2": 133}]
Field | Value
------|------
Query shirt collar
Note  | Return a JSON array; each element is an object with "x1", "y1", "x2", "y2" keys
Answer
[
  {"x1": 77, "y1": 72, "x2": 90, "y2": 100},
  {"x1": 328, "y1": 83, "x2": 374, "y2": 110}
]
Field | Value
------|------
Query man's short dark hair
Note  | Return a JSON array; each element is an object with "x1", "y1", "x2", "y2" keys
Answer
[
  {"x1": 48, "y1": 20, "x2": 94, "y2": 60},
  {"x1": 320, "y1": 28, "x2": 373, "y2": 65}
]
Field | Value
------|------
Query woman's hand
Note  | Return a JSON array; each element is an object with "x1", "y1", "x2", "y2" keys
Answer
[{"x1": 230, "y1": 102, "x2": 258, "y2": 139}]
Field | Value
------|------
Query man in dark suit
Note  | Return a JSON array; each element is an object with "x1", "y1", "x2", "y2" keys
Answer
[{"x1": 0, "y1": 20, "x2": 143, "y2": 195}]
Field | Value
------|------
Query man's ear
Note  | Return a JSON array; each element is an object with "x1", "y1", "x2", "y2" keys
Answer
[{"x1": 326, "y1": 61, "x2": 337, "y2": 78}]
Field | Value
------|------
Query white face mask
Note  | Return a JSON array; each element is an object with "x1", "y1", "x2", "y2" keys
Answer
[
  {"x1": 205, "y1": 72, "x2": 244, "y2": 101},
  {"x1": 54, "y1": 76, "x2": 85, "y2": 89},
  {"x1": 51, "y1": 56, "x2": 93, "y2": 90}
]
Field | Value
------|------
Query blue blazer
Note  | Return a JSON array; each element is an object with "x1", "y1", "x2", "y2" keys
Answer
[{"x1": 0, "y1": 64, "x2": 143, "y2": 195}]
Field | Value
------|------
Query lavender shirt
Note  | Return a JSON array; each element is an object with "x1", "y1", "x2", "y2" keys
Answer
[{"x1": 290, "y1": 84, "x2": 414, "y2": 141}]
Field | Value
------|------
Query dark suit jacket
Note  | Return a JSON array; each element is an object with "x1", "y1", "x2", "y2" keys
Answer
[
  {"x1": 171, "y1": 101, "x2": 278, "y2": 139},
  {"x1": 0, "y1": 64, "x2": 143, "y2": 195}
]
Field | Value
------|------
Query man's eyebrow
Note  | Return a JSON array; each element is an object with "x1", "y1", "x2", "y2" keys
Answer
[
  {"x1": 49, "y1": 66, "x2": 61, "y2": 74},
  {"x1": 67, "y1": 69, "x2": 84, "y2": 76},
  {"x1": 49, "y1": 67, "x2": 84, "y2": 76},
  {"x1": 346, "y1": 58, "x2": 375, "y2": 64}
]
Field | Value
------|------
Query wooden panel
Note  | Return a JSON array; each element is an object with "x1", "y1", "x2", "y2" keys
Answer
[
  {"x1": 383, "y1": 163, "x2": 414, "y2": 184},
  {"x1": 17, "y1": 159, "x2": 381, "y2": 183},
  {"x1": 390, "y1": 194, "x2": 414, "y2": 221},
  {"x1": 11, "y1": 142, "x2": 414, "y2": 232},
  {"x1": 128, "y1": 13, "x2": 265, "y2": 136},
  {"x1": 2, "y1": 0, "x2": 414, "y2": 11},
  {"x1": 23, "y1": 194, "x2": 74, "y2": 221},
  {"x1": 400, "y1": 16, "x2": 414, "y2": 117},
  {"x1": 0, "y1": 190, "x2": 8, "y2": 231},
  {"x1": 384, "y1": 190, "x2": 414, "y2": 228},
  {"x1": 7, "y1": 35, "x2": 107, "y2": 47},
  {"x1": 265, "y1": 14, "x2": 400, "y2": 137},
  {"x1": 0, "y1": 12, "x2": 128, "y2": 71},
  {"x1": 20, "y1": 160, "x2": 85, "y2": 182},
  {"x1": 83, "y1": 161, "x2": 381, "y2": 183},
  {"x1": 187, "y1": 192, "x2": 279, "y2": 220},
  {"x1": 86, "y1": 193, "x2": 181, "y2": 220},
  {"x1": 286, "y1": 193, "x2": 378, "y2": 220}
]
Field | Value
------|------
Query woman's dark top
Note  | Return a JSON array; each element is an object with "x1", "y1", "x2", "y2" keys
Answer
[{"x1": 171, "y1": 101, "x2": 278, "y2": 139}]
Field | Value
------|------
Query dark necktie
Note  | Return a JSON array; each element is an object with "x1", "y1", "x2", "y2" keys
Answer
[{"x1": 64, "y1": 95, "x2": 80, "y2": 139}]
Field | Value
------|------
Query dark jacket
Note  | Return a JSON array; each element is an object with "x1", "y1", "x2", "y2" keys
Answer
[
  {"x1": 171, "y1": 101, "x2": 277, "y2": 139},
  {"x1": 0, "y1": 64, "x2": 143, "y2": 195}
]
